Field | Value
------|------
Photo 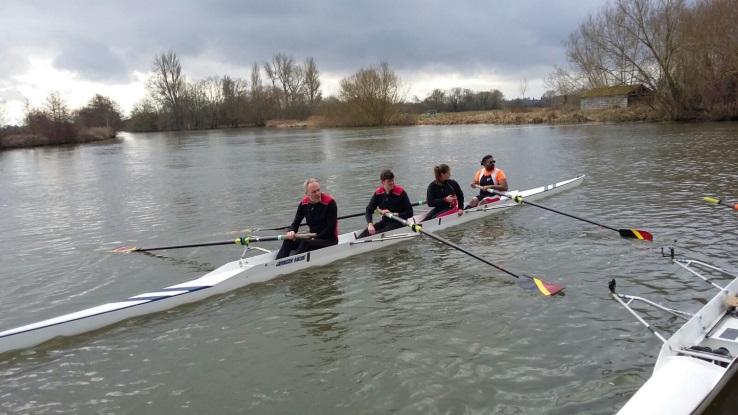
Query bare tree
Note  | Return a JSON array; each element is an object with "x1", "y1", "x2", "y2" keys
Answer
[
  {"x1": 423, "y1": 89, "x2": 446, "y2": 111},
  {"x1": 544, "y1": 65, "x2": 586, "y2": 95},
  {"x1": 675, "y1": 0, "x2": 738, "y2": 117},
  {"x1": 222, "y1": 75, "x2": 247, "y2": 127},
  {"x1": 264, "y1": 53, "x2": 306, "y2": 118},
  {"x1": 566, "y1": 14, "x2": 643, "y2": 88},
  {"x1": 250, "y1": 63, "x2": 268, "y2": 126},
  {"x1": 447, "y1": 87, "x2": 463, "y2": 112},
  {"x1": 149, "y1": 51, "x2": 186, "y2": 128},
  {"x1": 74, "y1": 94, "x2": 123, "y2": 130},
  {"x1": 24, "y1": 92, "x2": 75, "y2": 141},
  {"x1": 304, "y1": 57, "x2": 322, "y2": 109},
  {"x1": 200, "y1": 76, "x2": 224, "y2": 128},
  {"x1": 128, "y1": 98, "x2": 160, "y2": 132},
  {"x1": 613, "y1": 0, "x2": 686, "y2": 115},
  {"x1": 519, "y1": 77, "x2": 528, "y2": 98},
  {"x1": 491, "y1": 89, "x2": 505, "y2": 109},
  {"x1": 45, "y1": 91, "x2": 71, "y2": 125},
  {"x1": 339, "y1": 62, "x2": 402, "y2": 125},
  {"x1": 181, "y1": 81, "x2": 205, "y2": 129},
  {"x1": 564, "y1": 0, "x2": 688, "y2": 117}
]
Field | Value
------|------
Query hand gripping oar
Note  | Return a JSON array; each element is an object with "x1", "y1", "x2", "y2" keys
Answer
[
  {"x1": 703, "y1": 197, "x2": 738, "y2": 211},
  {"x1": 479, "y1": 187, "x2": 653, "y2": 241},
  {"x1": 112, "y1": 233, "x2": 316, "y2": 253},
  {"x1": 233, "y1": 200, "x2": 427, "y2": 233},
  {"x1": 384, "y1": 213, "x2": 564, "y2": 296}
]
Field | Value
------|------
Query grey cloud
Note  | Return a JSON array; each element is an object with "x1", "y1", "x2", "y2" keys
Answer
[
  {"x1": 1, "y1": 0, "x2": 606, "y2": 86},
  {"x1": 52, "y1": 37, "x2": 130, "y2": 82}
]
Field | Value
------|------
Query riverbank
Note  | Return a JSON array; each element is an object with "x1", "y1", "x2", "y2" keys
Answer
[
  {"x1": 1, "y1": 107, "x2": 663, "y2": 149},
  {"x1": 0, "y1": 127, "x2": 118, "y2": 150},
  {"x1": 415, "y1": 105, "x2": 661, "y2": 125},
  {"x1": 267, "y1": 105, "x2": 662, "y2": 128}
]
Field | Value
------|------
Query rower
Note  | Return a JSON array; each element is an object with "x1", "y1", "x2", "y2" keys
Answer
[
  {"x1": 425, "y1": 163, "x2": 464, "y2": 220},
  {"x1": 275, "y1": 178, "x2": 338, "y2": 259},
  {"x1": 467, "y1": 154, "x2": 508, "y2": 208},
  {"x1": 357, "y1": 169, "x2": 414, "y2": 238}
]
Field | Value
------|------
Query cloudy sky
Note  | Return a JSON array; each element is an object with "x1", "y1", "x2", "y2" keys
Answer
[{"x1": 0, "y1": 0, "x2": 607, "y2": 125}]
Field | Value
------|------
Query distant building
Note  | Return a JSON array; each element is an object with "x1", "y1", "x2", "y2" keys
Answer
[{"x1": 580, "y1": 85, "x2": 650, "y2": 110}]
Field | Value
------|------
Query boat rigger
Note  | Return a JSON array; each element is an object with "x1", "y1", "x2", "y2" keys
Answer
[{"x1": 612, "y1": 249, "x2": 738, "y2": 415}]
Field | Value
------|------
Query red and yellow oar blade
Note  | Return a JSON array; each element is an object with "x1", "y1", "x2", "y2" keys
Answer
[
  {"x1": 617, "y1": 228, "x2": 653, "y2": 241},
  {"x1": 517, "y1": 276, "x2": 565, "y2": 296}
]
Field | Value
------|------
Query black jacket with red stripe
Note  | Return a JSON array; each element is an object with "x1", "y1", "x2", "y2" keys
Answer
[
  {"x1": 289, "y1": 193, "x2": 338, "y2": 241},
  {"x1": 365, "y1": 185, "x2": 414, "y2": 224}
]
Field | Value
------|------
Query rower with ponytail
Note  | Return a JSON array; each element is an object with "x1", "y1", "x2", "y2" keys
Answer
[{"x1": 425, "y1": 163, "x2": 464, "y2": 220}]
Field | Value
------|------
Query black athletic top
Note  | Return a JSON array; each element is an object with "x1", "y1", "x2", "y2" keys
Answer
[
  {"x1": 289, "y1": 193, "x2": 338, "y2": 241},
  {"x1": 426, "y1": 179, "x2": 464, "y2": 211},
  {"x1": 365, "y1": 185, "x2": 414, "y2": 223}
]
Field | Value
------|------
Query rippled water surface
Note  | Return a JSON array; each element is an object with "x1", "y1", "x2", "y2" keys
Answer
[{"x1": 1, "y1": 123, "x2": 737, "y2": 414}]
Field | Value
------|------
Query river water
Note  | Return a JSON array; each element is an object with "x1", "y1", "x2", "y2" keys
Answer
[{"x1": 0, "y1": 122, "x2": 736, "y2": 414}]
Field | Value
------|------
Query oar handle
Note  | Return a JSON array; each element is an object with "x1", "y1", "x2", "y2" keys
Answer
[
  {"x1": 236, "y1": 232, "x2": 316, "y2": 246},
  {"x1": 120, "y1": 233, "x2": 316, "y2": 253}
]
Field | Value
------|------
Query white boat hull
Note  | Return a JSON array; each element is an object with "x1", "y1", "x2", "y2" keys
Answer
[{"x1": 0, "y1": 175, "x2": 584, "y2": 354}]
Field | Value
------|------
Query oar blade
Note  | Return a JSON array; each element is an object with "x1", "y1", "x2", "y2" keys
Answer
[
  {"x1": 704, "y1": 196, "x2": 738, "y2": 210},
  {"x1": 111, "y1": 246, "x2": 137, "y2": 253},
  {"x1": 516, "y1": 275, "x2": 565, "y2": 296},
  {"x1": 703, "y1": 196, "x2": 721, "y2": 205},
  {"x1": 617, "y1": 228, "x2": 653, "y2": 241}
]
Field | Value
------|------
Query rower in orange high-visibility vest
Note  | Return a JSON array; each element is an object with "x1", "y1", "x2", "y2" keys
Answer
[{"x1": 467, "y1": 154, "x2": 508, "y2": 208}]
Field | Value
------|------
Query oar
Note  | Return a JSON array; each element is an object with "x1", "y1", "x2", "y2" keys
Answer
[
  {"x1": 479, "y1": 187, "x2": 653, "y2": 241},
  {"x1": 112, "y1": 233, "x2": 316, "y2": 253},
  {"x1": 384, "y1": 213, "x2": 564, "y2": 296},
  {"x1": 233, "y1": 200, "x2": 427, "y2": 233},
  {"x1": 703, "y1": 196, "x2": 738, "y2": 211}
]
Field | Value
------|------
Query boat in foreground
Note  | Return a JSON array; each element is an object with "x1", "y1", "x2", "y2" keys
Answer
[
  {"x1": 612, "y1": 250, "x2": 738, "y2": 414},
  {"x1": 0, "y1": 175, "x2": 583, "y2": 355}
]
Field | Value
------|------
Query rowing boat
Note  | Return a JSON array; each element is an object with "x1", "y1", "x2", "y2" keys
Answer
[
  {"x1": 612, "y1": 251, "x2": 738, "y2": 414},
  {"x1": 0, "y1": 175, "x2": 584, "y2": 355}
]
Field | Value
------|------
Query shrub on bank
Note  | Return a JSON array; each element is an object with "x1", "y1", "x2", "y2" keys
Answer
[
  {"x1": 0, "y1": 127, "x2": 117, "y2": 150},
  {"x1": 1, "y1": 93, "x2": 123, "y2": 150}
]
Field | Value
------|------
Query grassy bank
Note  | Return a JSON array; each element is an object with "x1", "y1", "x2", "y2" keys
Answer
[
  {"x1": 0, "y1": 127, "x2": 118, "y2": 150},
  {"x1": 264, "y1": 106, "x2": 662, "y2": 129},
  {"x1": 415, "y1": 105, "x2": 661, "y2": 126}
]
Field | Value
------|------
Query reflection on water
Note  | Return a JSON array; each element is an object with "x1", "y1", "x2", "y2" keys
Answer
[
  {"x1": 0, "y1": 122, "x2": 737, "y2": 413},
  {"x1": 287, "y1": 266, "x2": 348, "y2": 344}
]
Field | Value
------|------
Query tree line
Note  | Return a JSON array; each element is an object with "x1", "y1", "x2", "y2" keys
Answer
[
  {"x1": 547, "y1": 0, "x2": 738, "y2": 120},
  {"x1": 416, "y1": 88, "x2": 505, "y2": 113},
  {"x1": 130, "y1": 52, "x2": 420, "y2": 130},
  {"x1": 2, "y1": 49, "x2": 556, "y2": 144},
  {"x1": 130, "y1": 52, "x2": 323, "y2": 131},
  {"x1": 0, "y1": 93, "x2": 123, "y2": 148}
]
